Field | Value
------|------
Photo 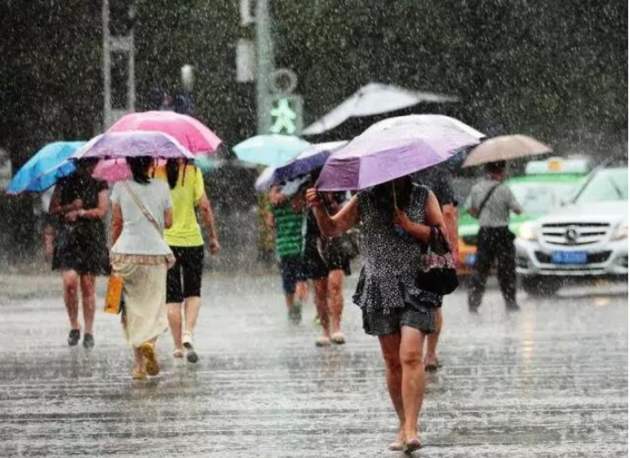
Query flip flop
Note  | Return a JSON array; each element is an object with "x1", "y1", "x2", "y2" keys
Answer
[{"x1": 405, "y1": 438, "x2": 422, "y2": 453}]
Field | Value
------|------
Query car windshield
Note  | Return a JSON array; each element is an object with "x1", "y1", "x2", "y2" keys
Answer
[
  {"x1": 509, "y1": 181, "x2": 577, "y2": 215},
  {"x1": 573, "y1": 168, "x2": 628, "y2": 204}
]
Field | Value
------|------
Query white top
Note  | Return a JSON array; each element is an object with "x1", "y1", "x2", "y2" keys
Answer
[{"x1": 110, "y1": 179, "x2": 172, "y2": 255}]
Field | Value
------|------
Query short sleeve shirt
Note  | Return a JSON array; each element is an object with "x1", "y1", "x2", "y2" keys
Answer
[
  {"x1": 465, "y1": 178, "x2": 523, "y2": 227},
  {"x1": 162, "y1": 165, "x2": 206, "y2": 247},
  {"x1": 110, "y1": 179, "x2": 173, "y2": 255}
]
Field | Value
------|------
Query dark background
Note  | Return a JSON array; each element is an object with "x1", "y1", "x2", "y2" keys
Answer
[{"x1": 0, "y1": 0, "x2": 626, "y2": 262}]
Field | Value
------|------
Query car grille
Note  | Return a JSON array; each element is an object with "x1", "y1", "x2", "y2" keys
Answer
[
  {"x1": 535, "y1": 251, "x2": 612, "y2": 264},
  {"x1": 540, "y1": 222, "x2": 610, "y2": 246}
]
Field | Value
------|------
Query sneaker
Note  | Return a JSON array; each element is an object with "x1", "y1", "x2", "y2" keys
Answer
[
  {"x1": 67, "y1": 329, "x2": 81, "y2": 346},
  {"x1": 83, "y1": 333, "x2": 95, "y2": 349},
  {"x1": 185, "y1": 345, "x2": 199, "y2": 364}
]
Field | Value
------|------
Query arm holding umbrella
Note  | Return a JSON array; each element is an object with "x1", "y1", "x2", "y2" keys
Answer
[
  {"x1": 305, "y1": 188, "x2": 359, "y2": 237},
  {"x1": 74, "y1": 190, "x2": 109, "y2": 221}
]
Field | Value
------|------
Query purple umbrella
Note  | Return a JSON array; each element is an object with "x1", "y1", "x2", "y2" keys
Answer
[
  {"x1": 72, "y1": 131, "x2": 193, "y2": 160},
  {"x1": 316, "y1": 125, "x2": 480, "y2": 191}
]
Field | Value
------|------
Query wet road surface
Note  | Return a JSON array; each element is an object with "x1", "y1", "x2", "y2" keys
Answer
[{"x1": 0, "y1": 272, "x2": 627, "y2": 457}]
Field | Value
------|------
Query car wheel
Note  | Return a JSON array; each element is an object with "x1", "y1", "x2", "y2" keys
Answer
[{"x1": 521, "y1": 276, "x2": 562, "y2": 296}]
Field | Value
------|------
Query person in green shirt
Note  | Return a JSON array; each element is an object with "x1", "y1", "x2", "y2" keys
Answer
[
  {"x1": 161, "y1": 159, "x2": 220, "y2": 363},
  {"x1": 267, "y1": 184, "x2": 308, "y2": 323}
]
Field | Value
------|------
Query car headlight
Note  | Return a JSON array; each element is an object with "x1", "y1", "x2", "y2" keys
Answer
[
  {"x1": 518, "y1": 222, "x2": 538, "y2": 241},
  {"x1": 611, "y1": 222, "x2": 628, "y2": 241}
]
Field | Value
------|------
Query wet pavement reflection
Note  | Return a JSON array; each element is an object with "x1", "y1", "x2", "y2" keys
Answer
[{"x1": 0, "y1": 273, "x2": 627, "y2": 457}]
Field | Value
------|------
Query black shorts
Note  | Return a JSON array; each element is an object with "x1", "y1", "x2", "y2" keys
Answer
[
  {"x1": 166, "y1": 246, "x2": 204, "y2": 303},
  {"x1": 279, "y1": 256, "x2": 307, "y2": 294},
  {"x1": 362, "y1": 304, "x2": 436, "y2": 336}
]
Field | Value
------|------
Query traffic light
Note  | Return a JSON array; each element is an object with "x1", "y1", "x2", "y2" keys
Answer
[{"x1": 269, "y1": 95, "x2": 303, "y2": 135}]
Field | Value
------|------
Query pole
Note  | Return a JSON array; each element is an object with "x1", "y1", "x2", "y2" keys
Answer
[
  {"x1": 102, "y1": 0, "x2": 111, "y2": 128},
  {"x1": 255, "y1": 0, "x2": 274, "y2": 134}
]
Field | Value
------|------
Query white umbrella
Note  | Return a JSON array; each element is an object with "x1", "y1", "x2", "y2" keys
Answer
[
  {"x1": 463, "y1": 134, "x2": 552, "y2": 167},
  {"x1": 363, "y1": 114, "x2": 485, "y2": 140},
  {"x1": 302, "y1": 82, "x2": 459, "y2": 135}
]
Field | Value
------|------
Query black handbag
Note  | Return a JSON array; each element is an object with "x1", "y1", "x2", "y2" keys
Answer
[{"x1": 415, "y1": 226, "x2": 459, "y2": 295}]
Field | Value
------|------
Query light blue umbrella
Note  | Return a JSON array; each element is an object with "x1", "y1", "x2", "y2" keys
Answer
[
  {"x1": 7, "y1": 141, "x2": 86, "y2": 194},
  {"x1": 233, "y1": 134, "x2": 310, "y2": 166}
]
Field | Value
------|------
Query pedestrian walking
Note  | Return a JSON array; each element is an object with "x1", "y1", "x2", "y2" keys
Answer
[
  {"x1": 412, "y1": 165, "x2": 459, "y2": 371},
  {"x1": 465, "y1": 160, "x2": 523, "y2": 312},
  {"x1": 267, "y1": 184, "x2": 308, "y2": 323},
  {"x1": 162, "y1": 159, "x2": 220, "y2": 363},
  {"x1": 49, "y1": 159, "x2": 109, "y2": 349},
  {"x1": 306, "y1": 175, "x2": 447, "y2": 452},
  {"x1": 109, "y1": 156, "x2": 175, "y2": 380}
]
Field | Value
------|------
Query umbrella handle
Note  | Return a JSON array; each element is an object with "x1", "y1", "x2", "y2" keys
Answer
[{"x1": 392, "y1": 182, "x2": 398, "y2": 210}]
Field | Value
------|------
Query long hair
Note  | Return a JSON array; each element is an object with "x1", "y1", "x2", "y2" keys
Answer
[
  {"x1": 369, "y1": 176, "x2": 413, "y2": 223},
  {"x1": 126, "y1": 156, "x2": 153, "y2": 185},
  {"x1": 166, "y1": 159, "x2": 179, "y2": 189}
]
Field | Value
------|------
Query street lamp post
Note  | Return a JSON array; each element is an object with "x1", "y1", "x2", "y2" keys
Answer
[{"x1": 255, "y1": 0, "x2": 274, "y2": 134}]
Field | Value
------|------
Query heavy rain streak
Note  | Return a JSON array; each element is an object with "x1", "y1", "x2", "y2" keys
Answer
[{"x1": 0, "y1": 1, "x2": 627, "y2": 457}]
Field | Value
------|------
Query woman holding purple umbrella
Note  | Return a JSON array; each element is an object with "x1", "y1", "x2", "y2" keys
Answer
[{"x1": 306, "y1": 176, "x2": 447, "y2": 453}]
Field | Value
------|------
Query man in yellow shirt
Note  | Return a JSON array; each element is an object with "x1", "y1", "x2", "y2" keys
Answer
[{"x1": 159, "y1": 160, "x2": 220, "y2": 363}]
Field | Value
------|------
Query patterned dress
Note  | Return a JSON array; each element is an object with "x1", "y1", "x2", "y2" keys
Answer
[{"x1": 352, "y1": 184, "x2": 440, "y2": 334}]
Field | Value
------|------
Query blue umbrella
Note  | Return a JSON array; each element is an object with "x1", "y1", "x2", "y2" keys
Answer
[
  {"x1": 7, "y1": 141, "x2": 86, "y2": 194},
  {"x1": 233, "y1": 134, "x2": 310, "y2": 166}
]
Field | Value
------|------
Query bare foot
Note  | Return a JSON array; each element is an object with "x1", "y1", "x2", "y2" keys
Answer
[{"x1": 388, "y1": 430, "x2": 405, "y2": 451}]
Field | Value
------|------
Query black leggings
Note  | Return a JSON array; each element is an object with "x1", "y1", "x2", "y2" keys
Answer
[{"x1": 166, "y1": 246, "x2": 204, "y2": 303}]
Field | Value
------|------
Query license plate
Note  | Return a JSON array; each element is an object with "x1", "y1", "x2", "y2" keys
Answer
[
  {"x1": 465, "y1": 254, "x2": 477, "y2": 266},
  {"x1": 551, "y1": 251, "x2": 587, "y2": 264}
]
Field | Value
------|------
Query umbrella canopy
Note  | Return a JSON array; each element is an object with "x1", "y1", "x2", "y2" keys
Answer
[
  {"x1": 256, "y1": 141, "x2": 347, "y2": 192},
  {"x1": 255, "y1": 166, "x2": 276, "y2": 193},
  {"x1": 462, "y1": 134, "x2": 552, "y2": 167},
  {"x1": 302, "y1": 83, "x2": 459, "y2": 135},
  {"x1": 108, "y1": 110, "x2": 222, "y2": 155},
  {"x1": 316, "y1": 125, "x2": 481, "y2": 191},
  {"x1": 73, "y1": 131, "x2": 194, "y2": 160},
  {"x1": 233, "y1": 134, "x2": 310, "y2": 166},
  {"x1": 364, "y1": 114, "x2": 485, "y2": 140},
  {"x1": 92, "y1": 158, "x2": 132, "y2": 182},
  {"x1": 7, "y1": 141, "x2": 85, "y2": 194}
]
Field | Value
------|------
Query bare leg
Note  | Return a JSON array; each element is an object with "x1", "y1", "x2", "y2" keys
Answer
[
  {"x1": 295, "y1": 280, "x2": 308, "y2": 304},
  {"x1": 378, "y1": 333, "x2": 405, "y2": 445},
  {"x1": 313, "y1": 278, "x2": 330, "y2": 338},
  {"x1": 79, "y1": 274, "x2": 96, "y2": 335},
  {"x1": 62, "y1": 270, "x2": 80, "y2": 330},
  {"x1": 327, "y1": 269, "x2": 344, "y2": 334},
  {"x1": 133, "y1": 347, "x2": 144, "y2": 372},
  {"x1": 284, "y1": 292, "x2": 295, "y2": 312},
  {"x1": 167, "y1": 302, "x2": 183, "y2": 350},
  {"x1": 183, "y1": 296, "x2": 201, "y2": 335},
  {"x1": 424, "y1": 308, "x2": 443, "y2": 368},
  {"x1": 399, "y1": 326, "x2": 426, "y2": 444}
]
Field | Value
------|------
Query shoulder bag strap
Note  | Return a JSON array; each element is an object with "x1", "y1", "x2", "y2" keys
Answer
[
  {"x1": 477, "y1": 183, "x2": 501, "y2": 216},
  {"x1": 122, "y1": 182, "x2": 163, "y2": 236}
]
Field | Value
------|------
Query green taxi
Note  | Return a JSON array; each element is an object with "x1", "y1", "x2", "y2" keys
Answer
[{"x1": 457, "y1": 157, "x2": 590, "y2": 273}]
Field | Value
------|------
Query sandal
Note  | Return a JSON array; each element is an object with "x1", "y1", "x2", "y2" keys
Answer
[
  {"x1": 139, "y1": 342, "x2": 160, "y2": 376},
  {"x1": 330, "y1": 332, "x2": 346, "y2": 345},
  {"x1": 405, "y1": 438, "x2": 422, "y2": 453},
  {"x1": 132, "y1": 368, "x2": 146, "y2": 380},
  {"x1": 315, "y1": 335, "x2": 331, "y2": 347}
]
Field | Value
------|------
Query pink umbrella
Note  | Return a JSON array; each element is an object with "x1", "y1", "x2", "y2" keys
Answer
[
  {"x1": 108, "y1": 111, "x2": 222, "y2": 155},
  {"x1": 93, "y1": 158, "x2": 169, "y2": 182}
]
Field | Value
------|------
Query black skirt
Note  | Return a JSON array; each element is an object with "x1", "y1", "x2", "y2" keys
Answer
[{"x1": 52, "y1": 221, "x2": 110, "y2": 275}]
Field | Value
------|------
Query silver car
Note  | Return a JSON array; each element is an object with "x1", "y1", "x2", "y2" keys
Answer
[{"x1": 515, "y1": 167, "x2": 628, "y2": 295}]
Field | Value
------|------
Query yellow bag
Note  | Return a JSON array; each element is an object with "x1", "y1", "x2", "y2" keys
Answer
[{"x1": 104, "y1": 274, "x2": 124, "y2": 314}]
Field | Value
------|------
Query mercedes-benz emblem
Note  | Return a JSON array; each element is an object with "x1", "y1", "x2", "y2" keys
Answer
[{"x1": 565, "y1": 226, "x2": 579, "y2": 244}]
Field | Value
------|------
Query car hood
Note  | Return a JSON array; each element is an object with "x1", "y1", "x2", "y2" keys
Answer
[{"x1": 536, "y1": 200, "x2": 628, "y2": 225}]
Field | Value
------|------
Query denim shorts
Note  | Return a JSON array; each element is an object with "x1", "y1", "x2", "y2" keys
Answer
[{"x1": 362, "y1": 304, "x2": 436, "y2": 336}]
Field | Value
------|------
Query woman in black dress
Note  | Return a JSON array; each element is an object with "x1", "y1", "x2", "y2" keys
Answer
[
  {"x1": 306, "y1": 176, "x2": 447, "y2": 452},
  {"x1": 49, "y1": 159, "x2": 110, "y2": 348}
]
